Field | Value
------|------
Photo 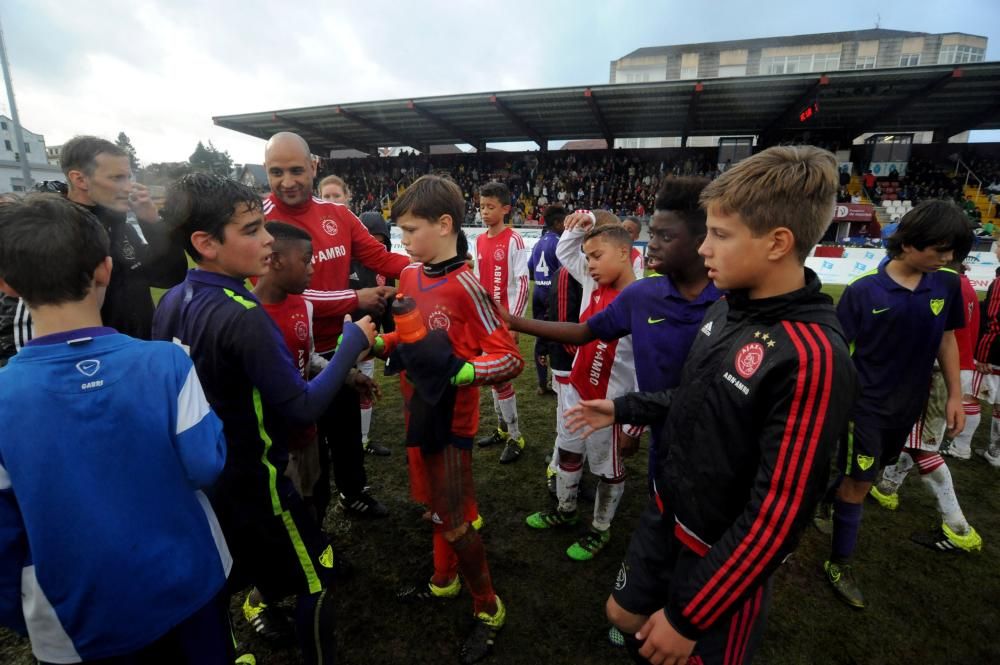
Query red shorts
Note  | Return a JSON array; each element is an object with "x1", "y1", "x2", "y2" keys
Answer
[{"x1": 408, "y1": 446, "x2": 478, "y2": 532}]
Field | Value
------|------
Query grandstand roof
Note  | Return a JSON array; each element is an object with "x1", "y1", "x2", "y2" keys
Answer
[{"x1": 214, "y1": 62, "x2": 1000, "y2": 155}]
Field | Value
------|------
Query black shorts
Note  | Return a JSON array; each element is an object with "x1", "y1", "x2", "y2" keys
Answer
[
  {"x1": 612, "y1": 500, "x2": 771, "y2": 665},
  {"x1": 839, "y1": 420, "x2": 912, "y2": 482},
  {"x1": 221, "y1": 499, "x2": 333, "y2": 601}
]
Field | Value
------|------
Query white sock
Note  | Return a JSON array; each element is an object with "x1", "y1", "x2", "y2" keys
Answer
[
  {"x1": 491, "y1": 389, "x2": 506, "y2": 432},
  {"x1": 879, "y1": 451, "x2": 914, "y2": 494},
  {"x1": 548, "y1": 439, "x2": 560, "y2": 475},
  {"x1": 499, "y1": 394, "x2": 521, "y2": 440},
  {"x1": 361, "y1": 407, "x2": 373, "y2": 444},
  {"x1": 592, "y1": 480, "x2": 625, "y2": 531},
  {"x1": 920, "y1": 461, "x2": 970, "y2": 534},
  {"x1": 991, "y1": 410, "x2": 1000, "y2": 455},
  {"x1": 950, "y1": 402, "x2": 980, "y2": 457},
  {"x1": 556, "y1": 459, "x2": 583, "y2": 514}
]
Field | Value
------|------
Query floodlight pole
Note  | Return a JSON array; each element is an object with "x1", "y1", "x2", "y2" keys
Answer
[{"x1": 0, "y1": 11, "x2": 33, "y2": 189}]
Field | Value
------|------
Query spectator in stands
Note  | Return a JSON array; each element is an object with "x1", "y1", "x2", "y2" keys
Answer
[
  {"x1": 837, "y1": 187, "x2": 851, "y2": 203},
  {"x1": 840, "y1": 166, "x2": 851, "y2": 188},
  {"x1": 863, "y1": 169, "x2": 877, "y2": 191}
]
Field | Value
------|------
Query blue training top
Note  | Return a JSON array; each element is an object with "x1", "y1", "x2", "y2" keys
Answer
[
  {"x1": 0, "y1": 327, "x2": 229, "y2": 662},
  {"x1": 528, "y1": 229, "x2": 562, "y2": 318},
  {"x1": 838, "y1": 262, "x2": 964, "y2": 428}
]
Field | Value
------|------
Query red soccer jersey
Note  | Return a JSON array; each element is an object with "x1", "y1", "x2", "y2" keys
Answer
[
  {"x1": 630, "y1": 246, "x2": 644, "y2": 279},
  {"x1": 381, "y1": 263, "x2": 524, "y2": 438},
  {"x1": 474, "y1": 226, "x2": 529, "y2": 317},
  {"x1": 264, "y1": 194, "x2": 410, "y2": 352},
  {"x1": 957, "y1": 273, "x2": 980, "y2": 371},
  {"x1": 261, "y1": 294, "x2": 317, "y2": 449}
]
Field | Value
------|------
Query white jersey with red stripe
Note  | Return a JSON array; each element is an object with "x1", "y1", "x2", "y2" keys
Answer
[
  {"x1": 473, "y1": 226, "x2": 529, "y2": 317},
  {"x1": 555, "y1": 226, "x2": 638, "y2": 401},
  {"x1": 630, "y1": 246, "x2": 645, "y2": 279}
]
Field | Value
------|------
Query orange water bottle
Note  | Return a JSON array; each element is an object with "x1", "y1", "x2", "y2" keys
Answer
[{"x1": 391, "y1": 294, "x2": 427, "y2": 344}]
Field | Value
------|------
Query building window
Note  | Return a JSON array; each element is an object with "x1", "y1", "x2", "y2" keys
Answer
[
  {"x1": 761, "y1": 53, "x2": 839, "y2": 75},
  {"x1": 1, "y1": 121, "x2": 6, "y2": 130},
  {"x1": 718, "y1": 64, "x2": 747, "y2": 77},
  {"x1": 854, "y1": 56, "x2": 876, "y2": 69},
  {"x1": 24, "y1": 143, "x2": 29, "y2": 153},
  {"x1": 679, "y1": 66, "x2": 698, "y2": 79},
  {"x1": 3, "y1": 140, "x2": 10, "y2": 151},
  {"x1": 899, "y1": 53, "x2": 921, "y2": 67},
  {"x1": 938, "y1": 44, "x2": 985, "y2": 64}
]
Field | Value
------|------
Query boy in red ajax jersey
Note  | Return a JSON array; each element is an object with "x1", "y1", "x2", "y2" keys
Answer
[
  {"x1": 473, "y1": 181, "x2": 530, "y2": 464},
  {"x1": 374, "y1": 175, "x2": 522, "y2": 664}
]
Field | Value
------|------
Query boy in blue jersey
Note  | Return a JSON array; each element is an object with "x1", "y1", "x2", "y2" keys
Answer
[
  {"x1": 527, "y1": 204, "x2": 566, "y2": 394},
  {"x1": 153, "y1": 174, "x2": 375, "y2": 665},
  {"x1": 0, "y1": 195, "x2": 232, "y2": 664},
  {"x1": 824, "y1": 200, "x2": 973, "y2": 610}
]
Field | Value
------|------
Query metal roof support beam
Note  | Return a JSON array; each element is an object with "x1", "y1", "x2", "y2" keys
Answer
[
  {"x1": 933, "y1": 100, "x2": 1000, "y2": 141},
  {"x1": 583, "y1": 88, "x2": 614, "y2": 148},
  {"x1": 335, "y1": 106, "x2": 429, "y2": 153},
  {"x1": 680, "y1": 82, "x2": 704, "y2": 148},
  {"x1": 406, "y1": 101, "x2": 482, "y2": 150},
  {"x1": 849, "y1": 68, "x2": 962, "y2": 137},
  {"x1": 271, "y1": 114, "x2": 372, "y2": 155},
  {"x1": 490, "y1": 95, "x2": 546, "y2": 150},
  {"x1": 758, "y1": 75, "x2": 829, "y2": 145}
]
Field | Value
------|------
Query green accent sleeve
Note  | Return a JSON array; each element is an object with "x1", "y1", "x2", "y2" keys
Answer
[
  {"x1": 372, "y1": 336, "x2": 385, "y2": 357},
  {"x1": 450, "y1": 362, "x2": 475, "y2": 386}
]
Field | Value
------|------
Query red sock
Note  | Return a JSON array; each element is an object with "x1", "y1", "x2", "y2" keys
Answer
[
  {"x1": 452, "y1": 530, "x2": 496, "y2": 615},
  {"x1": 431, "y1": 531, "x2": 458, "y2": 587}
]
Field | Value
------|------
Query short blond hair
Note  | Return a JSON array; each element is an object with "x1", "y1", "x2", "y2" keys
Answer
[
  {"x1": 318, "y1": 174, "x2": 350, "y2": 197},
  {"x1": 592, "y1": 209, "x2": 621, "y2": 228},
  {"x1": 700, "y1": 145, "x2": 837, "y2": 262}
]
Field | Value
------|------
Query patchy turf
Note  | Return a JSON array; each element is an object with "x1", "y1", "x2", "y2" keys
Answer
[{"x1": 3, "y1": 283, "x2": 999, "y2": 664}]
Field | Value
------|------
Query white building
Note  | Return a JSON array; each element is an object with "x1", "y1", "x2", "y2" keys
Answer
[
  {"x1": 0, "y1": 116, "x2": 65, "y2": 192},
  {"x1": 610, "y1": 29, "x2": 988, "y2": 148}
]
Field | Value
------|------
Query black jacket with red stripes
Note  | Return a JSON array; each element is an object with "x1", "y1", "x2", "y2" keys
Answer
[
  {"x1": 613, "y1": 270, "x2": 855, "y2": 640},
  {"x1": 977, "y1": 277, "x2": 1000, "y2": 365}
]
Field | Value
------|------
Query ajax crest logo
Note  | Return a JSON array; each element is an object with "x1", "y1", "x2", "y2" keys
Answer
[
  {"x1": 75, "y1": 359, "x2": 100, "y2": 377},
  {"x1": 321, "y1": 218, "x2": 338, "y2": 236},
  {"x1": 428, "y1": 310, "x2": 451, "y2": 331},
  {"x1": 930, "y1": 299, "x2": 944, "y2": 316},
  {"x1": 735, "y1": 342, "x2": 765, "y2": 379},
  {"x1": 493, "y1": 246, "x2": 506, "y2": 262},
  {"x1": 294, "y1": 320, "x2": 309, "y2": 341}
]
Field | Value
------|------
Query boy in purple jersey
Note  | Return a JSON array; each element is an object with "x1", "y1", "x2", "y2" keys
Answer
[{"x1": 526, "y1": 204, "x2": 566, "y2": 394}]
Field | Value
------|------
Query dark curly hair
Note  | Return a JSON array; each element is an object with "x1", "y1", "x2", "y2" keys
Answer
[{"x1": 164, "y1": 173, "x2": 263, "y2": 262}]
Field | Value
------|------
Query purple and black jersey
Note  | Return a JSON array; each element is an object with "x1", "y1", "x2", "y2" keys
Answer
[{"x1": 528, "y1": 230, "x2": 562, "y2": 319}]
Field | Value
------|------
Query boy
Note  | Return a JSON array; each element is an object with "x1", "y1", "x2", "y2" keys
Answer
[
  {"x1": 623, "y1": 216, "x2": 646, "y2": 278},
  {"x1": 153, "y1": 174, "x2": 375, "y2": 665},
  {"x1": 524, "y1": 211, "x2": 639, "y2": 561},
  {"x1": 349, "y1": 211, "x2": 396, "y2": 457},
  {"x1": 565, "y1": 146, "x2": 855, "y2": 664},
  {"x1": 825, "y1": 200, "x2": 972, "y2": 609},
  {"x1": 380, "y1": 175, "x2": 523, "y2": 663},
  {"x1": 527, "y1": 204, "x2": 566, "y2": 395},
  {"x1": 967, "y1": 262, "x2": 1000, "y2": 466},
  {"x1": 0, "y1": 195, "x2": 232, "y2": 663},
  {"x1": 473, "y1": 181, "x2": 530, "y2": 463}
]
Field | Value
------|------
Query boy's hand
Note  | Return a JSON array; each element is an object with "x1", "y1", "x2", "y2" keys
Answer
[
  {"x1": 945, "y1": 395, "x2": 966, "y2": 438},
  {"x1": 563, "y1": 210, "x2": 595, "y2": 232},
  {"x1": 348, "y1": 368, "x2": 382, "y2": 402},
  {"x1": 618, "y1": 431, "x2": 640, "y2": 458},
  {"x1": 636, "y1": 611, "x2": 696, "y2": 665},
  {"x1": 497, "y1": 305, "x2": 513, "y2": 326},
  {"x1": 356, "y1": 286, "x2": 396, "y2": 316},
  {"x1": 346, "y1": 314, "x2": 377, "y2": 357},
  {"x1": 128, "y1": 183, "x2": 159, "y2": 224},
  {"x1": 976, "y1": 361, "x2": 993, "y2": 374},
  {"x1": 564, "y1": 399, "x2": 615, "y2": 438}
]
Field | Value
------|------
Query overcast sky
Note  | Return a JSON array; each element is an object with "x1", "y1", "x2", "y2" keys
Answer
[{"x1": 2, "y1": 0, "x2": 998, "y2": 166}]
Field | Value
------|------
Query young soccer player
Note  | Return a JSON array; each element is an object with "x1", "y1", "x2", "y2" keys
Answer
[
  {"x1": 473, "y1": 181, "x2": 530, "y2": 463},
  {"x1": 379, "y1": 175, "x2": 523, "y2": 663},
  {"x1": 565, "y1": 146, "x2": 855, "y2": 664},
  {"x1": 153, "y1": 174, "x2": 376, "y2": 665},
  {"x1": 0, "y1": 195, "x2": 232, "y2": 663},
  {"x1": 523, "y1": 210, "x2": 640, "y2": 561},
  {"x1": 941, "y1": 263, "x2": 984, "y2": 461},
  {"x1": 526, "y1": 204, "x2": 566, "y2": 395},
  {"x1": 825, "y1": 200, "x2": 972, "y2": 609},
  {"x1": 623, "y1": 216, "x2": 646, "y2": 278},
  {"x1": 966, "y1": 261, "x2": 1000, "y2": 466}
]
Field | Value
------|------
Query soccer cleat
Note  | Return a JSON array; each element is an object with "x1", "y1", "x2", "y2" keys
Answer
[
  {"x1": 869, "y1": 485, "x2": 899, "y2": 511},
  {"x1": 339, "y1": 490, "x2": 389, "y2": 518},
  {"x1": 235, "y1": 655, "x2": 257, "y2": 665},
  {"x1": 476, "y1": 428, "x2": 509, "y2": 448},
  {"x1": 812, "y1": 502, "x2": 833, "y2": 535},
  {"x1": 976, "y1": 446, "x2": 1000, "y2": 468},
  {"x1": 471, "y1": 513, "x2": 485, "y2": 531},
  {"x1": 397, "y1": 575, "x2": 461, "y2": 602},
  {"x1": 499, "y1": 436, "x2": 525, "y2": 464},
  {"x1": 525, "y1": 509, "x2": 579, "y2": 529},
  {"x1": 546, "y1": 471, "x2": 557, "y2": 497},
  {"x1": 567, "y1": 528, "x2": 611, "y2": 561},
  {"x1": 242, "y1": 593, "x2": 293, "y2": 644},
  {"x1": 607, "y1": 626, "x2": 626, "y2": 648},
  {"x1": 364, "y1": 440, "x2": 392, "y2": 457},
  {"x1": 941, "y1": 445, "x2": 971, "y2": 461},
  {"x1": 460, "y1": 596, "x2": 506, "y2": 664},
  {"x1": 911, "y1": 523, "x2": 983, "y2": 553},
  {"x1": 824, "y1": 560, "x2": 866, "y2": 609}
]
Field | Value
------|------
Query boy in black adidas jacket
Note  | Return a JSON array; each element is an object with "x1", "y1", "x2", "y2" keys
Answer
[{"x1": 566, "y1": 146, "x2": 856, "y2": 665}]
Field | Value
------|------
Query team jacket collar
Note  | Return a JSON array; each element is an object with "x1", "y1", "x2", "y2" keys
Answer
[
  {"x1": 422, "y1": 255, "x2": 467, "y2": 278},
  {"x1": 725, "y1": 269, "x2": 834, "y2": 325},
  {"x1": 266, "y1": 193, "x2": 314, "y2": 216},
  {"x1": 186, "y1": 269, "x2": 261, "y2": 303}
]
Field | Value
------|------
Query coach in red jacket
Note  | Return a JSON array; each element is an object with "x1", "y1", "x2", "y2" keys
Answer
[{"x1": 264, "y1": 132, "x2": 408, "y2": 519}]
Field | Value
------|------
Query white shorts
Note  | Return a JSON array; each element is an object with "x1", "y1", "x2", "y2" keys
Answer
[
  {"x1": 961, "y1": 369, "x2": 974, "y2": 397},
  {"x1": 358, "y1": 358, "x2": 375, "y2": 379},
  {"x1": 972, "y1": 366, "x2": 1000, "y2": 403},
  {"x1": 555, "y1": 382, "x2": 639, "y2": 479},
  {"x1": 907, "y1": 370, "x2": 947, "y2": 453}
]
